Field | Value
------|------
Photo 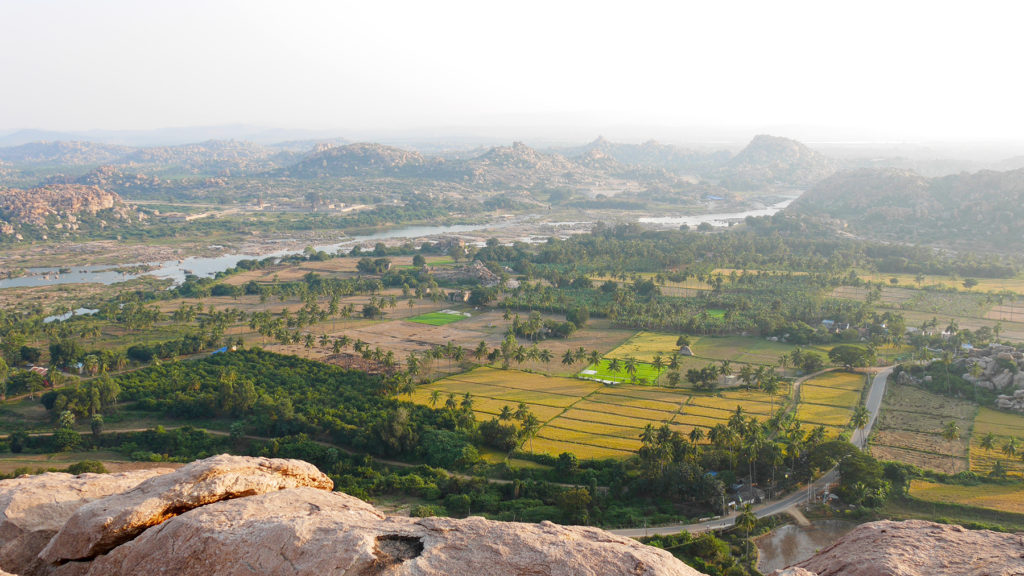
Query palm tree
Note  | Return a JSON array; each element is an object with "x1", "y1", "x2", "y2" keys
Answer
[
  {"x1": 735, "y1": 504, "x2": 758, "y2": 555},
  {"x1": 1002, "y1": 436, "x2": 1018, "y2": 461},
  {"x1": 651, "y1": 353, "x2": 664, "y2": 382},
  {"x1": 941, "y1": 421, "x2": 961, "y2": 471},
  {"x1": 980, "y1": 432, "x2": 997, "y2": 452},
  {"x1": 941, "y1": 350, "x2": 954, "y2": 394},
  {"x1": 607, "y1": 358, "x2": 622, "y2": 381},
  {"x1": 429, "y1": 390, "x2": 441, "y2": 407},
  {"x1": 624, "y1": 357, "x2": 638, "y2": 383},
  {"x1": 514, "y1": 402, "x2": 530, "y2": 421},
  {"x1": 587, "y1": 350, "x2": 601, "y2": 366},
  {"x1": 688, "y1": 427, "x2": 705, "y2": 444},
  {"x1": 499, "y1": 405, "x2": 513, "y2": 421},
  {"x1": 761, "y1": 375, "x2": 780, "y2": 416},
  {"x1": 474, "y1": 341, "x2": 489, "y2": 363},
  {"x1": 562, "y1": 350, "x2": 576, "y2": 368},
  {"x1": 851, "y1": 405, "x2": 870, "y2": 446},
  {"x1": 521, "y1": 413, "x2": 541, "y2": 453}
]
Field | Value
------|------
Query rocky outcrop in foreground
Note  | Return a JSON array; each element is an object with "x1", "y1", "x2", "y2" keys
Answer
[
  {"x1": 773, "y1": 519, "x2": 1024, "y2": 576},
  {"x1": 4, "y1": 456, "x2": 1020, "y2": 576},
  {"x1": 0, "y1": 455, "x2": 699, "y2": 576}
]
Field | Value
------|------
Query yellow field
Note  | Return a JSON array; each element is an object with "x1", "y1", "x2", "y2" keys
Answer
[
  {"x1": 689, "y1": 395, "x2": 772, "y2": 415},
  {"x1": 574, "y1": 399, "x2": 676, "y2": 421},
  {"x1": 414, "y1": 366, "x2": 790, "y2": 459},
  {"x1": 796, "y1": 403, "x2": 854, "y2": 427},
  {"x1": 971, "y1": 407, "x2": 1024, "y2": 477},
  {"x1": 804, "y1": 371, "x2": 866, "y2": 391},
  {"x1": 856, "y1": 271, "x2": 1024, "y2": 295},
  {"x1": 910, "y1": 479, "x2": 1024, "y2": 514},
  {"x1": 525, "y1": 437, "x2": 631, "y2": 459},
  {"x1": 794, "y1": 371, "x2": 864, "y2": 429},
  {"x1": 801, "y1": 385, "x2": 861, "y2": 406}
]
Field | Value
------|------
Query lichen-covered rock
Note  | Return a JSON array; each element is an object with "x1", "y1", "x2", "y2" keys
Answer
[
  {"x1": 790, "y1": 519, "x2": 1024, "y2": 576},
  {"x1": 0, "y1": 469, "x2": 169, "y2": 574},
  {"x1": 87, "y1": 488, "x2": 702, "y2": 576},
  {"x1": 39, "y1": 455, "x2": 332, "y2": 563}
]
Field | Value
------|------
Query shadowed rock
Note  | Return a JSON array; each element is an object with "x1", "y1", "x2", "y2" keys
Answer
[{"x1": 0, "y1": 469, "x2": 169, "y2": 575}]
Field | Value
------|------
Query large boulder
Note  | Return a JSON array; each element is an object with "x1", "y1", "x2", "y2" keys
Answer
[
  {"x1": 0, "y1": 469, "x2": 169, "y2": 575},
  {"x1": 87, "y1": 487, "x2": 702, "y2": 576},
  {"x1": 788, "y1": 519, "x2": 1024, "y2": 576},
  {"x1": 39, "y1": 455, "x2": 332, "y2": 563}
]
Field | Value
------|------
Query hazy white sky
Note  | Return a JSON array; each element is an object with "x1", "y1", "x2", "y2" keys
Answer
[{"x1": 1, "y1": 0, "x2": 1022, "y2": 141}]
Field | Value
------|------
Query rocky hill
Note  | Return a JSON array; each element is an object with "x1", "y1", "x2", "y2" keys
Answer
[
  {"x1": 717, "y1": 135, "x2": 836, "y2": 189},
  {"x1": 788, "y1": 166, "x2": 1024, "y2": 251},
  {"x1": 555, "y1": 137, "x2": 730, "y2": 175},
  {"x1": 773, "y1": 519, "x2": 1024, "y2": 576},
  {"x1": 284, "y1": 142, "x2": 437, "y2": 178},
  {"x1": 0, "y1": 184, "x2": 139, "y2": 240},
  {"x1": 122, "y1": 139, "x2": 292, "y2": 175},
  {"x1": 0, "y1": 455, "x2": 699, "y2": 576}
]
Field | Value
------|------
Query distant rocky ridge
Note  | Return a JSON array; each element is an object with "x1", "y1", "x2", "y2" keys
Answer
[{"x1": 0, "y1": 135, "x2": 841, "y2": 192}]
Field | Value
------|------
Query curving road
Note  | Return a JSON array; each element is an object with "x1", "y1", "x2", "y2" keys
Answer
[{"x1": 610, "y1": 366, "x2": 893, "y2": 538}]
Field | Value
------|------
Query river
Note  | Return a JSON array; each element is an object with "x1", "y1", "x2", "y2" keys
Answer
[
  {"x1": 637, "y1": 197, "x2": 797, "y2": 228},
  {"x1": 1, "y1": 199, "x2": 798, "y2": 290}
]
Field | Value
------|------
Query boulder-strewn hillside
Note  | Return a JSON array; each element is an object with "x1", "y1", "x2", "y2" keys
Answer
[
  {"x1": 0, "y1": 455, "x2": 700, "y2": 576},
  {"x1": 283, "y1": 142, "x2": 436, "y2": 178},
  {"x1": 0, "y1": 184, "x2": 139, "y2": 239},
  {"x1": 774, "y1": 519, "x2": 1024, "y2": 576},
  {"x1": 718, "y1": 134, "x2": 836, "y2": 189},
  {"x1": 121, "y1": 139, "x2": 291, "y2": 175},
  {"x1": 789, "y1": 167, "x2": 1024, "y2": 251}
]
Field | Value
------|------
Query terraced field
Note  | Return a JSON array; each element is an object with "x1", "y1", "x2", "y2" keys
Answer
[
  {"x1": 412, "y1": 367, "x2": 779, "y2": 459},
  {"x1": 795, "y1": 371, "x2": 867, "y2": 438},
  {"x1": 872, "y1": 382, "x2": 974, "y2": 474},
  {"x1": 971, "y1": 407, "x2": 1024, "y2": 477}
]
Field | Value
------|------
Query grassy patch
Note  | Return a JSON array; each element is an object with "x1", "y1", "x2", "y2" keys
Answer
[
  {"x1": 407, "y1": 311, "x2": 468, "y2": 326},
  {"x1": 579, "y1": 358, "x2": 663, "y2": 385},
  {"x1": 910, "y1": 480, "x2": 1024, "y2": 515}
]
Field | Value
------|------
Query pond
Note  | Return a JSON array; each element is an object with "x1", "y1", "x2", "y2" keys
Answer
[{"x1": 756, "y1": 519, "x2": 857, "y2": 574}]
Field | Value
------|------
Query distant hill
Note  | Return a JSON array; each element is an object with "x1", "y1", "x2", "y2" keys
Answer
[
  {"x1": 554, "y1": 137, "x2": 729, "y2": 174},
  {"x1": 789, "y1": 167, "x2": 1024, "y2": 251},
  {"x1": 282, "y1": 142, "x2": 437, "y2": 178},
  {"x1": 122, "y1": 140, "x2": 292, "y2": 175},
  {"x1": 716, "y1": 134, "x2": 836, "y2": 189},
  {"x1": 0, "y1": 141, "x2": 132, "y2": 166}
]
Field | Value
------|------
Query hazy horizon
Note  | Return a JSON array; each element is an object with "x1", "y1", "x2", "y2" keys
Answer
[{"x1": 2, "y1": 0, "x2": 1023, "y2": 144}]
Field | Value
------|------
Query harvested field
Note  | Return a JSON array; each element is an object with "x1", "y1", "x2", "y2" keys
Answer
[
  {"x1": 873, "y1": 382, "x2": 974, "y2": 474},
  {"x1": 870, "y1": 445, "x2": 964, "y2": 474}
]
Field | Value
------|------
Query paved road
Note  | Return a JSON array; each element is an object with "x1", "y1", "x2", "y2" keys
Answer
[{"x1": 610, "y1": 366, "x2": 893, "y2": 538}]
